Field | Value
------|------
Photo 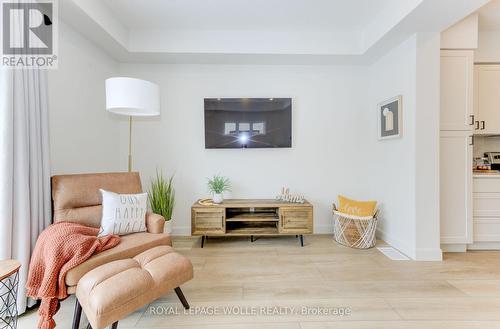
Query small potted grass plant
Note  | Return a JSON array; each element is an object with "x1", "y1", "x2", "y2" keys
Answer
[
  {"x1": 149, "y1": 171, "x2": 175, "y2": 234},
  {"x1": 208, "y1": 174, "x2": 231, "y2": 204}
]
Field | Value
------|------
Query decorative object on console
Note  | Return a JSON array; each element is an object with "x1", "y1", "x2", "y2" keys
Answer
[
  {"x1": 333, "y1": 195, "x2": 379, "y2": 249},
  {"x1": 149, "y1": 171, "x2": 175, "y2": 234},
  {"x1": 377, "y1": 95, "x2": 402, "y2": 140},
  {"x1": 105, "y1": 77, "x2": 160, "y2": 171},
  {"x1": 99, "y1": 189, "x2": 148, "y2": 236},
  {"x1": 207, "y1": 175, "x2": 231, "y2": 204},
  {"x1": 198, "y1": 198, "x2": 215, "y2": 206},
  {"x1": 275, "y1": 187, "x2": 305, "y2": 203}
]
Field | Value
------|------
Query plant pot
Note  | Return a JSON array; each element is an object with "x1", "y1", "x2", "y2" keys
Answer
[
  {"x1": 164, "y1": 220, "x2": 173, "y2": 234},
  {"x1": 212, "y1": 193, "x2": 223, "y2": 204}
]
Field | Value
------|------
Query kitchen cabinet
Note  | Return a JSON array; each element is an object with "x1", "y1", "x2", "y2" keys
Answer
[
  {"x1": 473, "y1": 65, "x2": 500, "y2": 135},
  {"x1": 470, "y1": 176, "x2": 500, "y2": 249},
  {"x1": 440, "y1": 49, "x2": 474, "y2": 250},
  {"x1": 440, "y1": 50, "x2": 474, "y2": 131},
  {"x1": 440, "y1": 131, "x2": 473, "y2": 245}
]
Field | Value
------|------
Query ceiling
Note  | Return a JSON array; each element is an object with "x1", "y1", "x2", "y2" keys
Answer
[
  {"x1": 102, "y1": 0, "x2": 395, "y2": 31},
  {"x1": 61, "y1": 0, "x2": 490, "y2": 64}
]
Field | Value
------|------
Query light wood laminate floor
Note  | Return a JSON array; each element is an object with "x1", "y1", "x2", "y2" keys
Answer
[{"x1": 18, "y1": 235, "x2": 500, "y2": 328}]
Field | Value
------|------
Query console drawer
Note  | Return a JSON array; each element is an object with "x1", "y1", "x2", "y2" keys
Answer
[
  {"x1": 279, "y1": 207, "x2": 313, "y2": 233},
  {"x1": 192, "y1": 208, "x2": 225, "y2": 235}
]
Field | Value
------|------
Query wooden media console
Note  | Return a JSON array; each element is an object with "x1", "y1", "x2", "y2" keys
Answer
[{"x1": 191, "y1": 199, "x2": 313, "y2": 247}]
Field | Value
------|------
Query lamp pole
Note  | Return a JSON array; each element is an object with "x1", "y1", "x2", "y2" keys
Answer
[{"x1": 128, "y1": 116, "x2": 133, "y2": 172}]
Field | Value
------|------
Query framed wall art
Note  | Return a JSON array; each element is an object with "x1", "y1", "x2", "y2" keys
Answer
[{"x1": 377, "y1": 95, "x2": 402, "y2": 140}]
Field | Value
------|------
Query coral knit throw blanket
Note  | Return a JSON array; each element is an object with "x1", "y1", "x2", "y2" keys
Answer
[{"x1": 26, "y1": 222, "x2": 120, "y2": 329}]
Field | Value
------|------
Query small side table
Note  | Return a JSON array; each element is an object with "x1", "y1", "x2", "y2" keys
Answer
[{"x1": 0, "y1": 260, "x2": 21, "y2": 329}]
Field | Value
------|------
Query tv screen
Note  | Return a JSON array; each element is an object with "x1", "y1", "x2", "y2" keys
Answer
[{"x1": 204, "y1": 98, "x2": 292, "y2": 149}]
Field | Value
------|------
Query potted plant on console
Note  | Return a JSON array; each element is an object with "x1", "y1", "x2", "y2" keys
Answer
[
  {"x1": 208, "y1": 174, "x2": 231, "y2": 204},
  {"x1": 149, "y1": 171, "x2": 175, "y2": 234}
]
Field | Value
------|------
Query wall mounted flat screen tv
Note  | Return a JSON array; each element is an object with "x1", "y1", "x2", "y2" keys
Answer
[{"x1": 204, "y1": 98, "x2": 292, "y2": 149}]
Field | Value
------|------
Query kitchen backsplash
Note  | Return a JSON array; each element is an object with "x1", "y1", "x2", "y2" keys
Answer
[{"x1": 474, "y1": 135, "x2": 500, "y2": 159}]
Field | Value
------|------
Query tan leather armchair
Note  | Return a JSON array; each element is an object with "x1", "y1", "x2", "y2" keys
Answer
[{"x1": 51, "y1": 172, "x2": 172, "y2": 294}]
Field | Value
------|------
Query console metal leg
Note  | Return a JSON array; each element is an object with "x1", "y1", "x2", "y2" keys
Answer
[
  {"x1": 201, "y1": 235, "x2": 205, "y2": 248},
  {"x1": 72, "y1": 298, "x2": 82, "y2": 329},
  {"x1": 250, "y1": 235, "x2": 254, "y2": 242},
  {"x1": 300, "y1": 235, "x2": 304, "y2": 247},
  {"x1": 175, "y1": 287, "x2": 190, "y2": 309}
]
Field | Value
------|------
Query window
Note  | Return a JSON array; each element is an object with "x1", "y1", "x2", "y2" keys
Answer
[
  {"x1": 252, "y1": 122, "x2": 265, "y2": 135},
  {"x1": 224, "y1": 122, "x2": 237, "y2": 135},
  {"x1": 238, "y1": 122, "x2": 250, "y2": 132}
]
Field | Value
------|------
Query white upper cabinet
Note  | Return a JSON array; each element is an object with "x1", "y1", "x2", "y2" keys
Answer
[
  {"x1": 440, "y1": 50, "x2": 474, "y2": 131},
  {"x1": 474, "y1": 65, "x2": 500, "y2": 135}
]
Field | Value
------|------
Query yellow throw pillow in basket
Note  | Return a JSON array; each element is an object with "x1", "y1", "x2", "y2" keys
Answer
[{"x1": 338, "y1": 195, "x2": 377, "y2": 217}]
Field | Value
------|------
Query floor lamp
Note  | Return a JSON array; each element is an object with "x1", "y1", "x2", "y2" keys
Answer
[{"x1": 105, "y1": 77, "x2": 160, "y2": 172}]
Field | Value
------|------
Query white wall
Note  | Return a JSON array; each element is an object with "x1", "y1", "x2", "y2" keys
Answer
[
  {"x1": 475, "y1": 30, "x2": 500, "y2": 62},
  {"x1": 48, "y1": 21, "x2": 120, "y2": 174},
  {"x1": 365, "y1": 35, "x2": 418, "y2": 258},
  {"x1": 414, "y1": 33, "x2": 441, "y2": 260},
  {"x1": 441, "y1": 14, "x2": 478, "y2": 49},
  {"x1": 46, "y1": 22, "x2": 442, "y2": 260},
  {"x1": 118, "y1": 64, "x2": 368, "y2": 235},
  {"x1": 364, "y1": 33, "x2": 441, "y2": 260}
]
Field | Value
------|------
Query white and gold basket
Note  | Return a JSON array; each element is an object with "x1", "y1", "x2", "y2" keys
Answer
[{"x1": 332, "y1": 204, "x2": 379, "y2": 249}]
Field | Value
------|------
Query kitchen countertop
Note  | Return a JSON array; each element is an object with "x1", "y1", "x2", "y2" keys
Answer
[{"x1": 474, "y1": 172, "x2": 500, "y2": 178}]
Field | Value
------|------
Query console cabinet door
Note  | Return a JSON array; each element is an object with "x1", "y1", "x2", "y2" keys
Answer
[
  {"x1": 192, "y1": 208, "x2": 225, "y2": 235},
  {"x1": 279, "y1": 207, "x2": 313, "y2": 234}
]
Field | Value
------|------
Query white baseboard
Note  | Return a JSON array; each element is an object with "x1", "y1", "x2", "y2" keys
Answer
[
  {"x1": 172, "y1": 224, "x2": 442, "y2": 260},
  {"x1": 441, "y1": 243, "x2": 467, "y2": 252},
  {"x1": 314, "y1": 225, "x2": 333, "y2": 234},
  {"x1": 171, "y1": 226, "x2": 191, "y2": 236},
  {"x1": 415, "y1": 247, "x2": 443, "y2": 261},
  {"x1": 467, "y1": 241, "x2": 500, "y2": 250},
  {"x1": 376, "y1": 228, "x2": 414, "y2": 260},
  {"x1": 171, "y1": 225, "x2": 333, "y2": 236},
  {"x1": 376, "y1": 229, "x2": 443, "y2": 261}
]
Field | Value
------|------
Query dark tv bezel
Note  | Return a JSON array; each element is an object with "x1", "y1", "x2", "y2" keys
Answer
[{"x1": 204, "y1": 97, "x2": 292, "y2": 149}]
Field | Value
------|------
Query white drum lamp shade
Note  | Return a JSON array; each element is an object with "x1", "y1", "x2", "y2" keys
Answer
[
  {"x1": 105, "y1": 77, "x2": 160, "y2": 116},
  {"x1": 105, "y1": 77, "x2": 160, "y2": 172}
]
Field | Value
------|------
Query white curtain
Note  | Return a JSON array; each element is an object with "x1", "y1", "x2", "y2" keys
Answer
[{"x1": 0, "y1": 67, "x2": 52, "y2": 314}]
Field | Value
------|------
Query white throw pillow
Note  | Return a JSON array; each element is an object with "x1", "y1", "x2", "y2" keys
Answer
[{"x1": 98, "y1": 189, "x2": 148, "y2": 237}]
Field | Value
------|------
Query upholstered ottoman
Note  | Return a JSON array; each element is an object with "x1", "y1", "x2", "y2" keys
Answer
[{"x1": 72, "y1": 246, "x2": 193, "y2": 329}]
